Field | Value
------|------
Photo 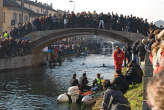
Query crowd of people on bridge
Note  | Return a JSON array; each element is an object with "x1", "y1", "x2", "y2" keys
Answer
[
  {"x1": 1, "y1": 11, "x2": 158, "y2": 39},
  {"x1": 0, "y1": 10, "x2": 160, "y2": 59},
  {"x1": 31, "y1": 11, "x2": 156, "y2": 36},
  {"x1": 64, "y1": 11, "x2": 155, "y2": 36}
]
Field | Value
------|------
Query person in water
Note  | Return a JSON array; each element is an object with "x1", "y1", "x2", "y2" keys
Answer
[
  {"x1": 70, "y1": 73, "x2": 79, "y2": 87},
  {"x1": 82, "y1": 62, "x2": 85, "y2": 65},
  {"x1": 102, "y1": 64, "x2": 106, "y2": 67},
  {"x1": 92, "y1": 73, "x2": 103, "y2": 90},
  {"x1": 101, "y1": 80, "x2": 131, "y2": 110},
  {"x1": 79, "y1": 72, "x2": 90, "y2": 91}
]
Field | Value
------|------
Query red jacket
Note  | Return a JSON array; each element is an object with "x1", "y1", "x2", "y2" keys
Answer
[
  {"x1": 149, "y1": 51, "x2": 164, "y2": 74},
  {"x1": 113, "y1": 49, "x2": 125, "y2": 65}
]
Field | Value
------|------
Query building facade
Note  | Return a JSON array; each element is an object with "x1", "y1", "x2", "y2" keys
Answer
[
  {"x1": 2, "y1": 0, "x2": 58, "y2": 32},
  {"x1": 0, "y1": 0, "x2": 3, "y2": 33}
]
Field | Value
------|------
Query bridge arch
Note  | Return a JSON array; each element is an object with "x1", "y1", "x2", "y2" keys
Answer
[
  {"x1": 23, "y1": 28, "x2": 145, "y2": 65},
  {"x1": 24, "y1": 28, "x2": 145, "y2": 50}
]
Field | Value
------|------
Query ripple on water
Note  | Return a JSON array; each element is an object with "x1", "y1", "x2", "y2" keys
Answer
[{"x1": 0, "y1": 54, "x2": 115, "y2": 110}]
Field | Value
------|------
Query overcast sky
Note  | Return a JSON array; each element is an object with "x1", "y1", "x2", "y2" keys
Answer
[{"x1": 36, "y1": 0, "x2": 164, "y2": 22}]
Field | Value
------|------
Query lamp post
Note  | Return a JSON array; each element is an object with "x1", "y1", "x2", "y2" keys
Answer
[
  {"x1": 0, "y1": 0, "x2": 3, "y2": 33},
  {"x1": 69, "y1": 0, "x2": 75, "y2": 12},
  {"x1": 21, "y1": 0, "x2": 24, "y2": 24}
]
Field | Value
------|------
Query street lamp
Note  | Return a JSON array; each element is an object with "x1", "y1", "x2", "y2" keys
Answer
[
  {"x1": 0, "y1": 0, "x2": 3, "y2": 33},
  {"x1": 21, "y1": 0, "x2": 24, "y2": 24},
  {"x1": 69, "y1": 0, "x2": 75, "y2": 12}
]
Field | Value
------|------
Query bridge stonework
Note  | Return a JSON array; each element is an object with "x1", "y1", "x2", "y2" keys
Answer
[
  {"x1": 25, "y1": 28, "x2": 144, "y2": 49},
  {"x1": 24, "y1": 28, "x2": 145, "y2": 66}
]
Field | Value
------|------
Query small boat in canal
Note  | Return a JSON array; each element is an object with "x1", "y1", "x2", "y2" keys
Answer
[{"x1": 57, "y1": 86, "x2": 101, "y2": 105}]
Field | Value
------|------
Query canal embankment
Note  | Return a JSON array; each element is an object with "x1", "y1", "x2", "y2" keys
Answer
[{"x1": 0, "y1": 55, "x2": 33, "y2": 71}]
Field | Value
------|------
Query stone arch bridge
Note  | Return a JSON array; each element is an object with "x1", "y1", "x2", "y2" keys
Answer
[{"x1": 23, "y1": 28, "x2": 145, "y2": 65}]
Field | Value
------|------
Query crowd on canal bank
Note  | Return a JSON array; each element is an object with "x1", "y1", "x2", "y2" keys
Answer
[
  {"x1": 100, "y1": 28, "x2": 164, "y2": 110},
  {"x1": 91, "y1": 28, "x2": 164, "y2": 110},
  {"x1": 0, "y1": 38, "x2": 32, "y2": 58}
]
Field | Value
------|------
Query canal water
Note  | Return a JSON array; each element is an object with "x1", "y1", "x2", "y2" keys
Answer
[{"x1": 0, "y1": 54, "x2": 115, "y2": 110}]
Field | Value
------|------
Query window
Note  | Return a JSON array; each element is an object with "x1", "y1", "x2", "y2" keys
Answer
[
  {"x1": 12, "y1": 13, "x2": 17, "y2": 24},
  {"x1": 41, "y1": 8, "x2": 43, "y2": 13},
  {"x1": 36, "y1": 9, "x2": 39, "y2": 13},
  {"x1": 24, "y1": 15, "x2": 28, "y2": 22},
  {"x1": 3, "y1": 12, "x2": 5, "y2": 23},
  {"x1": 19, "y1": 14, "x2": 23, "y2": 24}
]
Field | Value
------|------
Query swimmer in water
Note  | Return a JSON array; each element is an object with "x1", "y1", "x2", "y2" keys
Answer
[
  {"x1": 102, "y1": 64, "x2": 106, "y2": 67},
  {"x1": 82, "y1": 62, "x2": 85, "y2": 65}
]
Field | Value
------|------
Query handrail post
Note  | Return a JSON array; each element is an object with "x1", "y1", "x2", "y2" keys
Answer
[{"x1": 142, "y1": 52, "x2": 153, "y2": 110}]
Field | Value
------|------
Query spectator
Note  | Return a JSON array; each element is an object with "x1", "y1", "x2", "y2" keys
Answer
[
  {"x1": 123, "y1": 43, "x2": 132, "y2": 67},
  {"x1": 92, "y1": 73, "x2": 103, "y2": 90},
  {"x1": 149, "y1": 29, "x2": 164, "y2": 74},
  {"x1": 125, "y1": 61, "x2": 143, "y2": 84},
  {"x1": 138, "y1": 40, "x2": 146, "y2": 64},
  {"x1": 132, "y1": 41, "x2": 139, "y2": 64},
  {"x1": 70, "y1": 73, "x2": 79, "y2": 87},
  {"x1": 79, "y1": 72, "x2": 90, "y2": 91},
  {"x1": 101, "y1": 80, "x2": 131, "y2": 110},
  {"x1": 3, "y1": 31, "x2": 9, "y2": 39},
  {"x1": 147, "y1": 70, "x2": 164, "y2": 110},
  {"x1": 111, "y1": 69, "x2": 129, "y2": 94},
  {"x1": 98, "y1": 13, "x2": 105, "y2": 29},
  {"x1": 113, "y1": 46, "x2": 125, "y2": 71}
]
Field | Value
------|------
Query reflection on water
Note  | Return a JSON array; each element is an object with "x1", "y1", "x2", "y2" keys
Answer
[{"x1": 0, "y1": 54, "x2": 115, "y2": 110}]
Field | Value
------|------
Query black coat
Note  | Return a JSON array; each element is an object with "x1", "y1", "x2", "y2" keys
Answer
[
  {"x1": 101, "y1": 88, "x2": 131, "y2": 110},
  {"x1": 111, "y1": 75, "x2": 129, "y2": 94},
  {"x1": 79, "y1": 76, "x2": 89, "y2": 91},
  {"x1": 70, "y1": 78, "x2": 79, "y2": 87},
  {"x1": 125, "y1": 62, "x2": 143, "y2": 84}
]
